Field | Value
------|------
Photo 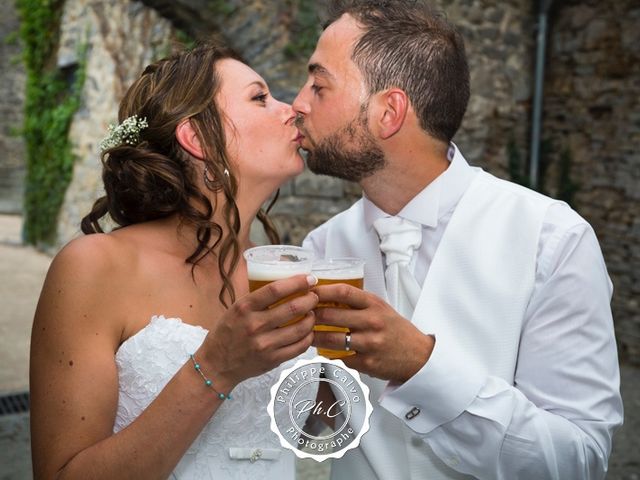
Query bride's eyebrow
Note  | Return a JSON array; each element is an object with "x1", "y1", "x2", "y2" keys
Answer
[{"x1": 245, "y1": 80, "x2": 268, "y2": 90}]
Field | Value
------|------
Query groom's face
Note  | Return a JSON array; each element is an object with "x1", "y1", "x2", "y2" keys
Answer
[{"x1": 292, "y1": 14, "x2": 386, "y2": 182}]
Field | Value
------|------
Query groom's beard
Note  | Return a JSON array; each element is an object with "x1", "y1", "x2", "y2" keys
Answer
[{"x1": 299, "y1": 108, "x2": 386, "y2": 183}]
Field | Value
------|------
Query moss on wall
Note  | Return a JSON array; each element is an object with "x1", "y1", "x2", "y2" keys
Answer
[{"x1": 16, "y1": 0, "x2": 86, "y2": 246}]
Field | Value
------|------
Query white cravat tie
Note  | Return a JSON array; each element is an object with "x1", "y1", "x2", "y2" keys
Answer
[
  {"x1": 372, "y1": 217, "x2": 449, "y2": 480},
  {"x1": 373, "y1": 216, "x2": 422, "y2": 318}
]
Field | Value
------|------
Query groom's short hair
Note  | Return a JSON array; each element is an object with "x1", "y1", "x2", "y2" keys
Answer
[{"x1": 324, "y1": 0, "x2": 470, "y2": 143}]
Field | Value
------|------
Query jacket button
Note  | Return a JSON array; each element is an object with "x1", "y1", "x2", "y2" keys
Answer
[{"x1": 405, "y1": 407, "x2": 421, "y2": 420}]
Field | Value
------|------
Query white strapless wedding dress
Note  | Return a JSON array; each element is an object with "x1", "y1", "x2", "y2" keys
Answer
[{"x1": 113, "y1": 315, "x2": 315, "y2": 479}]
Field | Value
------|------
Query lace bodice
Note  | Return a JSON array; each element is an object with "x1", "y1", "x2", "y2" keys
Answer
[{"x1": 113, "y1": 315, "x2": 315, "y2": 479}]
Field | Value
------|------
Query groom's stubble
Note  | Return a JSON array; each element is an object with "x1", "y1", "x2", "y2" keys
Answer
[{"x1": 295, "y1": 104, "x2": 387, "y2": 183}]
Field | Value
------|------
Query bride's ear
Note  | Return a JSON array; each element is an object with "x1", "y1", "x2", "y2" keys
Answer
[{"x1": 176, "y1": 119, "x2": 204, "y2": 159}]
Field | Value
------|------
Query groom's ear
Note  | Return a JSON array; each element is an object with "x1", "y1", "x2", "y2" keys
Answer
[
  {"x1": 176, "y1": 119, "x2": 204, "y2": 159},
  {"x1": 374, "y1": 88, "x2": 408, "y2": 140}
]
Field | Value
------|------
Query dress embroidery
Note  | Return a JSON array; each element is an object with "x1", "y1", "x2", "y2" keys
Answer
[{"x1": 113, "y1": 315, "x2": 316, "y2": 479}]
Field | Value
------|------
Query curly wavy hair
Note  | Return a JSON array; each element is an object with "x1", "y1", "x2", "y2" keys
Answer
[{"x1": 81, "y1": 42, "x2": 280, "y2": 307}]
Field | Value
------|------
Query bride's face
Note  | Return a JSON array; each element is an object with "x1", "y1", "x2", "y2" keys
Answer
[{"x1": 215, "y1": 59, "x2": 305, "y2": 192}]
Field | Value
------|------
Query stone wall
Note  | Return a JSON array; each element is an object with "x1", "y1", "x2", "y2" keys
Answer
[
  {"x1": 0, "y1": 1, "x2": 26, "y2": 214},
  {"x1": 439, "y1": 0, "x2": 534, "y2": 177},
  {"x1": 56, "y1": 0, "x2": 178, "y2": 242},
  {"x1": 54, "y1": 0, "x2": 535, "y2": 246},
  {"x1": 14, "y1": 0, "x2": 637, "y2": 359},
  {"x1": 542, "y1": 0, "x2": 640, "y2": 362}
]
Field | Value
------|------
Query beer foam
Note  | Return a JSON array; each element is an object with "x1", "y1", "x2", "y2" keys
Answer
[
  {"x1": 247, "y1": 262, "x2": 311, "y2": 280},
  {"x1": 244, "y1": 245, "x2": 314, "y2": 281},
  {"x1": 312, "y1": 261, "x2": 364, "y2": 280}
]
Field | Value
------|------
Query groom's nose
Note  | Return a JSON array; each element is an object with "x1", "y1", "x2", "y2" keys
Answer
[{"x1": 292, "y1": 88, "x2": 310, "y2": 116}]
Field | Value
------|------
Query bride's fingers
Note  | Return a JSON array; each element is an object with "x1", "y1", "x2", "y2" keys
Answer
[
  {"x1": 261, "y1": 311, "x2": 316, "y2": 350},
  {"x1": 242, "y1": 274, "x2": 317, "y2": 312},
  {"x1": 272, "y1": 328, "x2": 315, "y2": 365},
  {"x1": 261, "y1": 291, "x2": 319, "y2": 330}
]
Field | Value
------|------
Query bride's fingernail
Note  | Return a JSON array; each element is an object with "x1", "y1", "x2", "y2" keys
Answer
[{"x1": 307, "y1": 274, "x2": 318, "y2": 286}]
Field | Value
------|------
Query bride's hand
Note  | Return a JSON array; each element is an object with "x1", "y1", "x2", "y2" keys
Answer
[{"x1": 201, "y1": 274, "x2": 318, "y2": 387}]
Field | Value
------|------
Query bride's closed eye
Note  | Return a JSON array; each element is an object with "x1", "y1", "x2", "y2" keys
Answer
[{"x1": 252, "y1": 92, "x2": 268, "y2": 104}]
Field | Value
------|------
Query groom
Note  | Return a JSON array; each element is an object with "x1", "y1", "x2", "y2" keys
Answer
[{"x1": 294, "y1": 0, "x2": 622, "y2": 478}]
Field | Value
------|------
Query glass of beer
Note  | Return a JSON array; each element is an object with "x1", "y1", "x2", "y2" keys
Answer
[
  {"x1": 312, "y1": 257, "x2": 365, "y2": 359},
  {"x1": 244, "y1": 245, "x2": 315, "y2": 327}
]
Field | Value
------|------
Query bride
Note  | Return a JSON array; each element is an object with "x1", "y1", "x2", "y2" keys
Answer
[{"x1": 29, "y1": 42, "x2": 319, "y2": 479}]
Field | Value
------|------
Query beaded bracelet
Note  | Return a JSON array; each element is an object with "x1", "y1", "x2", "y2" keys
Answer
[{"x1": 189, "y1": 354, "x2": 232, "y2": 400}]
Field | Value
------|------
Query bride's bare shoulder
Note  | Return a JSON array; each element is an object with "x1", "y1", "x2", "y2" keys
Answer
[
  {"x1": 32, "y1": 232, "x2": 143, "y2": 353},
  {"x1": 50, "y1": 220, "x2": 177, "y2": 286},
  {"x1": 51, "y1": 231, "x2": 137, "y2": 277}
]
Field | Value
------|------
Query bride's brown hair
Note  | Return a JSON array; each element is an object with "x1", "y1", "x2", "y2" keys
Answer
[{"x1": 81, "y1": 42, "x2": 280, "y2": 307}]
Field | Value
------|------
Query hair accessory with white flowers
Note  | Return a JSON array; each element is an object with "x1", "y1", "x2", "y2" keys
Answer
[{"x1": 99, "y1": 115, "x2": 149, "y2": 153}]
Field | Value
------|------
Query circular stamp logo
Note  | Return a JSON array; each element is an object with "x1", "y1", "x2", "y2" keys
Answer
[{"x1": 267, "y1": 356, "x2": 373, "y2": 461}]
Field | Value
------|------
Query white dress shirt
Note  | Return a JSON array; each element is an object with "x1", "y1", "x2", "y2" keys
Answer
[{"x1": 305, "y1": 145, "x2": 623, "y2": 479}]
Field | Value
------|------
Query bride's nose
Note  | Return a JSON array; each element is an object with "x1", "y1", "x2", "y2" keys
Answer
[{"x1": 279, "y1": 100, "x2": 296, "y2": 125}]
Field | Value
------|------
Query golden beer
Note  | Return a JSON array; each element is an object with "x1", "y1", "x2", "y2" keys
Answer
[
  {"x1": 312, "y1": 258, "x2": 365, "y2": 359},
  {"x1": 244, "y1": 245, "x2": 315, "y2": 327}
]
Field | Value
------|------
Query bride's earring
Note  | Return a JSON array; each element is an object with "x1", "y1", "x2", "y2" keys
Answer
[{"x1": 203, "y1": 165, "x2": 216, "y2": 187}]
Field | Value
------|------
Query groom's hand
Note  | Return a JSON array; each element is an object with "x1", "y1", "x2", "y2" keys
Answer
[{"x1": 311, "y1": 284, "x2": 434, "y2": 383}]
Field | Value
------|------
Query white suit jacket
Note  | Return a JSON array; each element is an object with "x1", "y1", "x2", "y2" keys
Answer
[{"x1": 303, "y1": 167, "x2": 621, "y2": 479}]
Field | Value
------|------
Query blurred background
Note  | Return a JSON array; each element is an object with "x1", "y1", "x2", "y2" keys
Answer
[{"x1": 0, "y1": 0, "x2": 637, "y2": 478}]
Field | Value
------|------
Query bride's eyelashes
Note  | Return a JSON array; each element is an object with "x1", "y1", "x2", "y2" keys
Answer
[{"x1": 251, "y1": 91, "x2": 269, "y2": 104}]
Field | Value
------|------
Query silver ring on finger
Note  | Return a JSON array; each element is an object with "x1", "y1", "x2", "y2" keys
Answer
[{"x1": 345, "y1": 332, "x2": 352, "y2": 351}]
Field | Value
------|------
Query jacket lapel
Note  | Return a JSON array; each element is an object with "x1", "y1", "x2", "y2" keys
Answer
[
  {"x1": 409, "y1": 173, "x2": 482, "y2": 333},
  {"x1": 327, "y1": 201, "x2": 388, "y2": 302}
]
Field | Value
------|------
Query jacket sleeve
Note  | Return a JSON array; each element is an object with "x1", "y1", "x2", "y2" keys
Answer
[{"x1": 379, "y1": 221, "x2": 623, "y2": 479}]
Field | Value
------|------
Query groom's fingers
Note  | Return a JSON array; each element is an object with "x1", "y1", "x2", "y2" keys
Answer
[
  {"x1": 313, "y1": 307, "x2": 363, "y2": 330},
  {"x1": 312, "y1": 329, "x2": 364, "y2": 353},
  {"x1": 312, "y1": 284, "x2": 370, "y2": 309}
]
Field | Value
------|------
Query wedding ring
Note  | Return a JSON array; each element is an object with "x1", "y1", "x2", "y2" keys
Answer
[{"x1": 345, "y1": 332, "x2": 352, "y2": 351}]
